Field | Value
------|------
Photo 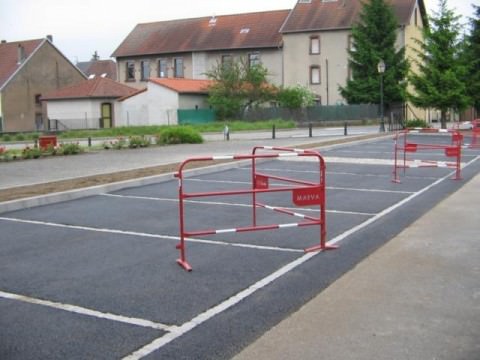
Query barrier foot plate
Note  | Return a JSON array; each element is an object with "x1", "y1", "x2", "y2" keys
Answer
[
  {"x1": 177, "y1": 259, "x2": 193, "y2": 272},
  {"x1": 304, "y1": 244, "x2": 338, "y2": 252}
]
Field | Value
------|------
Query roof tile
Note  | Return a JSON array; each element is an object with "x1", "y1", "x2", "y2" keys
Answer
[
  {"x1": 112, "y1": 10, "x2": 289, "y2": 57},
  {"x1": 41, "y1": 77, "x2": 138, "y2": 100},
  {"x1": 281, "y1": 0, "x2": 417, "y2": 33},
  {"x1": 149, "y1": 78, "x2": 213, "y2": 94},
  {"x1": 0, "y1": 39, "x2": 44, "y2": 89}
]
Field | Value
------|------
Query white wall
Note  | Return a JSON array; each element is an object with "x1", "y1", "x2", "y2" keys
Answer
[
  {"x1": 46, "y1": 99, "x2": 104, "y2": 128},
  {"x1": 119, "y1": 82, "x2": 179, "y2": 126}
]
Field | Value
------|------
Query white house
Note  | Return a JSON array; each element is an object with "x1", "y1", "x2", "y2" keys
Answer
[
  {"x1": 41, "y1": 77, "x2": 138, "y2": 130},
  {"x1": 118, "y1": 78, "x2": 213, "y2": 126}
]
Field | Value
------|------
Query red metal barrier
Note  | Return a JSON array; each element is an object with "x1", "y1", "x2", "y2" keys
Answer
[
  {"x1": 392, "y1": 128, "x2": 462, "y2": 183},
  {"x1": 470, "y1": 119, "x2": 480, "y2": 148},
  {"x1": 175, "y1": 146, "x2": 336, "y2": 271}
]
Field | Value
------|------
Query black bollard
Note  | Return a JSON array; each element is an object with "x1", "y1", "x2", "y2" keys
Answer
[
  {"x1": 309, "y1": 123, "x2": 313, "y2": 137},
  {"x1": 344, "y1": 122, "x2": 348, "y2": 136},
  {"x1": 272, "y1": 124, "x2": 276, "y2": 139},
  {"x1": 88, "y1": 137, "x2": 92, "y2": 147}
]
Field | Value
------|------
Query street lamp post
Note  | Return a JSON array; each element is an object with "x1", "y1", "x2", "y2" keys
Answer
[{"x1": 378, "y1": 59, "x2": 386, "y2": 132}]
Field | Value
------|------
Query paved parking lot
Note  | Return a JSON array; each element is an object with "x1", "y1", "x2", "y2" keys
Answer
[{"x1": 1, "y1": 132, "x2": 479, "y2": 359}]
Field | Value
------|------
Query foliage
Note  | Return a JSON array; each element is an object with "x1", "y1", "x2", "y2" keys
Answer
[
  {"x1": 128, "y1": 136, "x2": 151, "y2": 148},
  {"x1": 277, "y1": 86, "x2": 315, "y2": 109},
  {"x1": 22, "y1": 146, "x2": 42, "y2": 159},
  {"x1": 405, "y1": 119, "x2": 431, "y2": 128},
  {"x1": 408, "y1": 0, "x2": 469, "y2": 128},
  {"x1": 462, "y1": 5, "x2": 480, "y2": 113},
  {"x1": 156, "y1": 127, "x2": 203, "y2": 145},
  {"x1": 339, "y1": 0, "x2": 409, "y2": 106},
  {"x1": 205, "y1": 58, "x2": 277, "y2": 119},
  {"x1": 57, "y1": 142, "x2": 83, "y2": 155}
]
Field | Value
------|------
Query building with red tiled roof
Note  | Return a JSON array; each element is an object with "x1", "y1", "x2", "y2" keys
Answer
[
  {"x1": 112, "y1": 0, "x2": 427, "y2": 120},
  {"x1": 77, "y1": 53, "x2": 117, "y2": 81},
  {"x1": 41, "y1": 77, "x2": 138, "y2": 129},
  {"x1": 0, "y1": 36, "x2": 86, "y2": 132},
  {"x1": 112, "y1": 10, "x2": 290, "y2": 88},
  {"x1": 148, "y1": 78, "x2": 212, "y2": 94}
]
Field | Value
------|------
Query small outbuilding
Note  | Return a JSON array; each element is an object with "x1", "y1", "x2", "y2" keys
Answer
[
  {"x1": 118, "y1": 78, "x2": 213, "y2": 126},
  {"x1": 41, "y1": 77, "x2": 138, "y2": 130}
]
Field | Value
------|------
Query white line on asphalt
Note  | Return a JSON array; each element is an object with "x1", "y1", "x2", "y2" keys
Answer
[
  {"x1": 122, "y1": 157, "x2": 480, "y2": 359},
  {"x1": 101, "y1": 194, "x2": 376, "y2": 216},
  {"x1": 0, "y1": 217, "x2": 303, "y2": 253},
  {"x1": 184, "y1": 178, "x2": 413, "y2": 194},
  {"x1": 0, "y1": 290, "x2": 174, "y2": 332}
]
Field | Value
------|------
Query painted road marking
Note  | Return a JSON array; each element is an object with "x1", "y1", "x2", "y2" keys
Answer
[{"x1": 0, "y1": 290, "x2": 174, "y2": 332}]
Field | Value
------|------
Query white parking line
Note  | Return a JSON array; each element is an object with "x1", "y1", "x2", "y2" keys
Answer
[
  {"x1": 102, "y1": 193, "x2": 376, "y2": 217},
  {"x1": 0, "y1": 216, "x2": 304, "y2": 253},
  {"x1": 0, "y1": 290, "x2": 173, "y2": 332}
]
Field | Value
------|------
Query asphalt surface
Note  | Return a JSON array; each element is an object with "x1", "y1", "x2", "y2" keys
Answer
[{"x1": 0, "y1": 128, "x2": 479, "y2": 359}]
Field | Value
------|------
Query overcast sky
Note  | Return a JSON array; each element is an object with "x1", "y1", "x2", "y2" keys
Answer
[{"x1": 0, "y1": 0, "x2": 477, "y2": 63}]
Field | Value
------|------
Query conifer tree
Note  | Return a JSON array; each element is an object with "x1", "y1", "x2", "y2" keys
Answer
[
  {"x1": 408, "y1": 0, "x2": 469, "y2": 128},
  {"x1": 339, "y1": 0, "x2": 408, "y2": 107},
  {"x1": 463, "y1": 5, "x2": 480, "y2": 114}
]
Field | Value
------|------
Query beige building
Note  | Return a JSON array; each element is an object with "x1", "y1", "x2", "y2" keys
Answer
[
  {"x1": 0, "y1": 37, "x2": 86, "y2": 132},
  {"x1": 112, "y1": 0, "x2": 427, "y2": 118}
]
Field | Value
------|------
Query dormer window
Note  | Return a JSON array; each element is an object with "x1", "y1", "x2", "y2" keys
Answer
[
  {"x1": 240, "y1": 28, "x2": 250, "y2": 34},
  {"x1": 298, "y1": 0, "x2": 312, "y2": 3},
  {"x1": 209, "y1": 16, "x2": 217, "y2": 27}
]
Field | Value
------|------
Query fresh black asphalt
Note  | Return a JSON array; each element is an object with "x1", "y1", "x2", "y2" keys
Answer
[{"x1": 1, "y1": 134, "x2": 479, "y2": 359}]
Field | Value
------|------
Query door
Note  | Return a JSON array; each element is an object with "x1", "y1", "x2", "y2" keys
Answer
[{"x1": 101, "y1": 103, "x2": 112, "y2": 128}]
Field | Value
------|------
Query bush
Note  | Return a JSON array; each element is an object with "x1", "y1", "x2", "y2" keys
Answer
[
  {"x1": 128, "y1": 136, "x2": 150, "y2": 148},
  {"x1": 15, "y1": 133, "x2": 26, "y2": 141},
  {"x1": 405, "y1": 119, "x2": 430, "y2": 129},
  {"x1": 58, "y1": 142, "x2": 83, "y2": 155},
  {"x1": 156, "y1": 127, "x2": 203, "y2": 145},
  {"x1": 22, "y1": 146, "x2": 42, "y2": 159},
  {"x1": 1, "y1": 134, "x2": 11, "y2": 142}
]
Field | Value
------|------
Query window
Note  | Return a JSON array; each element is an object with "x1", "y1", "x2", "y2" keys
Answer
[
  {"x1": 310, "y1": 36, "x2": 320, "y2": 54},
  {"x1": 248, "y1": 52, "x2": 261, "y2": 67},
  {"x1": 158, "y1": 59, "x2": 168, "y2": 77},
  {"x1": 34, "y1": 94, "x2": 42, "y2": 105},
  {"x1": 126, "y1": 61, "x2": 135, "y2": 81},
  {"x1": 141, "y1": 60, "x2": 150, "y2": 81},
  {"x1": 310, "y1": 65, "x2": 321, "y2": 84},
  {"x1": 174, "y1": 57, "x2": 184, "y2": 78},
  {"x1": 222, "y1": 55, "x2": 233, "y2": 69}
]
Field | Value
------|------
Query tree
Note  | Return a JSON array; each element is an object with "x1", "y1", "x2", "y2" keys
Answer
[
  {"x1": 339, "y1": 0, "x2": 408, "y2": 108},
  {"x1": 462, "y1": 5, "x2": 480, "y2": 114},
  {"x1": 205, "y1": 58, "x2": 276, "y2": 119},
  {"x1": 277, "y1": 85, "x2": 315, "y2": 109},
  {"x1": 408, "y1": 0, "x2": 469, "y2": 128}
]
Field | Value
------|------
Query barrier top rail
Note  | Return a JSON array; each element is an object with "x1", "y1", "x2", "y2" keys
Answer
[{"x1": 175, "y1": 146, "x2": 335, "y2": 271}]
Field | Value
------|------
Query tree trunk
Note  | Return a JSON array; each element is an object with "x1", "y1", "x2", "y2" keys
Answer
[{"x1": 440, "y1": 109, "x2": 447, "y2": 129}]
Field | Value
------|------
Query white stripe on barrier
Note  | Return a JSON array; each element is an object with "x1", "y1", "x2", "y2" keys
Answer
[
  {"x1": 213, "y1": 155, "x2": 234, "y2": 160},
  {"x1": 278, "y1": 153, "x2": 299, "y2": 157},
  {"x1": 439, "y1": 129, "x2": 448, "y2": 133},
  {"x1": 278, "y1": 223, "x2": 299, "y2": 229},
  {"x1": 438, "y1": 161, "x2": 447, "y2": 168},
  {"x1": 216, "y1": 228, "x2": 237, "y2": 234}
]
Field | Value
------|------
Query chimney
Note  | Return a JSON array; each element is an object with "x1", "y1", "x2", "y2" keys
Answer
[
  {"x1": 1, "y1": 40, "x2": 6, "y2": 44},
  {"x1": 17, "y1": 44, "x2": 26, "y2": 64},
  {"x1": 46, "y1": 34, "x2": 53, "y2": 42}
]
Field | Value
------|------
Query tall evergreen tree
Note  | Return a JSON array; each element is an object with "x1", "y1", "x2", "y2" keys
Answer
[
  {"x1": 339, "y1": 0, "x2": 408, "y2": 108},
  {"x1": 463, "y1": 5, "x2": 480, "y2": 114},
  {"x1": 408, "y1": 0, "x2": 469, "y2": 128}
]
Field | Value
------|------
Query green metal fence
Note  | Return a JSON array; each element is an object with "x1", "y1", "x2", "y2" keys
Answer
[
  {"x1": 241, "y1": 104, "x2": 379, "y2": 123},
  {"x1": 178, "y1": 109, "x2": 216, "y2": 125}
]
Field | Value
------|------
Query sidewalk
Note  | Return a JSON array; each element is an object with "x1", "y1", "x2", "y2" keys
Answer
[{"x1": 233, "y1": 174, "x2": 480, "y2": 360}]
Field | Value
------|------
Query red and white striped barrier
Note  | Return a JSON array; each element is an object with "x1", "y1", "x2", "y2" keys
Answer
[
  {"x1": 174, "y1": 146, "x2": 336, "y2": 271},
  {"x1": 392, "y1": 128, "x2": 462, "y2": 183}
]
